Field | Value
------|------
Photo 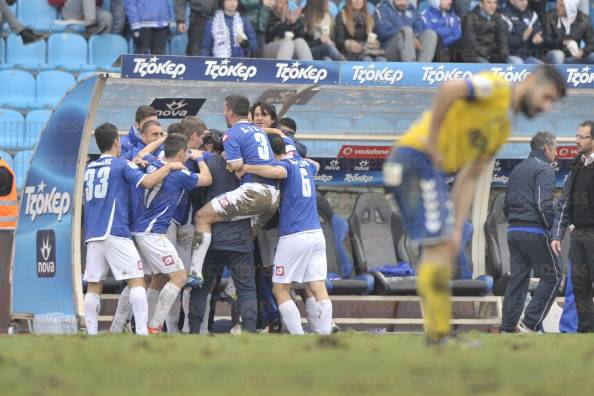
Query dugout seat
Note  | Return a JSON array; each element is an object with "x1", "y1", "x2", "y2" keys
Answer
[
  {"x1": 485, "y1": 192, "x2": 510, "y2": 293},
  {"x1": 6, "y1": 33, "x2": 48, "y2": 71},
  {"x1": 0, "y1": 108, "x2": 25, "y2": 150},
  {"x1": 25, "y1": 110, "x2": 51, "y2": 149},
  {"x1": 89, "y1": 34, "x2": 128, "y2": 71},
  {"x1": 0, "y1": 69, "x2": 37, "y2": 110},
  {"x1": 36, "y1": 70, "x2": 76, "y2": 109}
]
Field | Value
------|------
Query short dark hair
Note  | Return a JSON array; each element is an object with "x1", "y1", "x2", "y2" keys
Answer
[
  {"x1": 533, "y1": 65, "x2": 567, "y2": 98},
  {"x1": 141, "y1": 120, "x2": 161, "y2": 135},
  {"x1": 530, "y1": 131, "x2": 556, "y2": 151},
  {"x1": 135, "y1": 105, "x2": 157, "y2": 124},
  {"x1": 167, "y1": 122, "x2": 184, "y2": 135},
  {"x1": 580, "y1": 120, "x2": 594, "y2": 133},
  {"x1": 95, "y1": 123, "x2": 119, "y2": 153},
  {"x1": 181, "y1": 116, "x2": 208, "y2": 138},
  {"x1": 250, "y1": 102, "x2": 278, "y2": 125},
  {"x1": 267, "y1": 133, "x2": 286, "y2": 156},
  {"x1": 225, "y1": 95, "x2": 250, "y2": 117},
  {"x1": 209, "y1": 131, "x2": 225, "y2": 154},
  {"x1": 164, "y1": 133, "x2": 188, "y2": 158},
  {"x1": 279, "y1": 117, "x2": 297, "y2": 133}
]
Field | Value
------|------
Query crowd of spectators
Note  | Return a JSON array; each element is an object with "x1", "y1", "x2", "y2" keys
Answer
[{"x1": 3, "y1": 0, "x2": 594, "y2": 64}]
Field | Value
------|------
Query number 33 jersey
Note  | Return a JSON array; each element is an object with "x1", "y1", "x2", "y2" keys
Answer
[
  {"x1": 83, "y1": 154, "x2": 146, "y2": 243},
  {"x1": 398, "y1": 72, "x2": 512, "y2": 174},
  {"x1": 276, "y1": 159, "x2": 320, "y2": 237},
  {"x1": 223, "y1": 121, "x2": 276, "y2": 186}
]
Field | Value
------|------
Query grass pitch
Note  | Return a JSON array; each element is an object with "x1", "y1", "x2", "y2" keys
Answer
[{"x1": 2, "y1": 333, "x2": 594, "y2": 396}]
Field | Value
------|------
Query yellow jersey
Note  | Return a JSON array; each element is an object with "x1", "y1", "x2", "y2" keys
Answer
[{"x1": 398, "y1": 72, "x2": 512, "y2": 173}]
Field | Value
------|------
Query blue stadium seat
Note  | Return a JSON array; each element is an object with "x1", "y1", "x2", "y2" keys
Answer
[
  {"x1": 0, "y1": 37, "x2": 12, "y2": 70},
  {"x1": 25, "y1": 109, "x2": 51, "y2": 149},
  {"x1": 89, "y1": 34, "x2": 128, "y2": 71},
  {"x1": 36, "y1": 70, "x2": 76, "y2": 109},
  {"x1": 0, "y1": 151, "x2": 13, "y2": 170},
  {"x1": 77, "y1": 71, "x2": 99, "y2": 81},
  {"x1": 329, "y1": 1, "x2": 339, "y2": 17},
  {"x1": 17, "y1": 0, "x2": 64, "y2": 33},
  {"x1": 170, "y1": 34, "x2": 188, "y2": 55},
  {"x1": 48, "y1": 33, "x2": 96, "y2": 71},
  {"x1": 0, "y1": 69, "x2": 37, "y2": 110},
  {"x1": 14, "y1": 150, "x2": 33, "y2": 190},
  {"x1": 6, "y1": 33, "x2": 48, "y2": 70},
  {"x1": 0, "y1": 109, "x2": 25, "y2": 150}
]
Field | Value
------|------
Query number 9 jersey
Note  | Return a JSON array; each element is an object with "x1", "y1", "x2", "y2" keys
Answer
[
  {"x1": 83, "y1": 154, "x2": 146, "y2": 242},
  {"x1": 397, "y1": 72, "x2": 512, "y2": 173}
]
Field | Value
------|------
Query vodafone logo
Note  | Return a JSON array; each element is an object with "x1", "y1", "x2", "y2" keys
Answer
[
  {"x1": 556, "y1": 146, "x2": 579, "y2": 159},
  {"x1": 342, "y1": 147, "x2": 353, "y2": 156},
  {"x1": 338, "y1": 145, "x2": 391, "y2": 159}
]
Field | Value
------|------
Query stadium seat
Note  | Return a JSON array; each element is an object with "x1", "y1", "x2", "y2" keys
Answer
[
  {"x1": 0, "y1": 150, "x2": 13, "y2": 169},
  {"x1": 0, "y1": 37, "x2": 12, "y2": 70},
  {"x1": 6, "y1": 33, "x2": 48, "y2": 70},
  {"x1": 0, "y1": 108, "x2": 25, "y2": 150},
  {"x1": 36, "y1": 70, "x2": 76, "y2": 109},
  {"x1": 17, "y1": 0, "x2": 64, "y2": 32},
  {"x1": 0, "y1": 69, "x2": 37, "y2": 110},
  {"x1": 13, "y1": 150, "x2": 33, "y2": 190},
  {"x1": 48, "y1": 33, "x2": 96, "y2": 72},
  {"x1": 89, "y1": 34, "x2": 128, "y2": 71},
  {"x1": 77, "y1": 71, "x2": 99, "y2": 81},
  {"x1": 170, "y1": 34, "x2": 188, "y2": 56},
  {"x1": 25, "y1": 109, "x2": 51, "y2": 149}
]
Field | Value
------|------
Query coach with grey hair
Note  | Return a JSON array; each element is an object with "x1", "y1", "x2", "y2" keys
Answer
[{"x1": 501, "y1": 131, "x2": 562, "y2": 333}]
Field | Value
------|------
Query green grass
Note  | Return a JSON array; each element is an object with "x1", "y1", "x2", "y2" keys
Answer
[{"x1": 2, "y1": 333, "x2": 594, "y2": 396}]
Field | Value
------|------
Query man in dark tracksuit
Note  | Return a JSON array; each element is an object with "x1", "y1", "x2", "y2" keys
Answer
[
  {"x1": 501, "y1": 131, "x2": 561, "y2": 333},
  {"x1": 552, "y1": 121, "x2": 594, "y2": 332},
  {"x1": 188, "y1": 137, "x2": 257, "y2": 333}
]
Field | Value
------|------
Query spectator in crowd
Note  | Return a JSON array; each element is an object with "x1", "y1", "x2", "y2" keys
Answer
[
  {"x1": 243, "y1": 0, "x2": 276, "y2": 51},
  {"x1": 279, "y1": 117, "x2": 307, "y2": 158},
  {"x1": 552, "y1": 121, "x2": 594, "y2": 333},
  {"x1": 502, "y1": 0, "x2": 544, "y2": 64},
  {"x1": 334, "y1": 0, "x2": 386, "y2": 61},
  {"x1": 453, "y1": 0, "x2": 470, "y2": 18},
  {"x1": 121, "y1": 105, "x2": 158, "y2": 157},
  {"x1": 543, "y1": 0, "x2": 594, "y2": 64},
  {"x1": 374, "y1": 0, "x2": 438, "y2": 62},
  {"x1": 501, "y1": 132, "x2": 561, "y2": 333},
  {"x1": 419, "y1": 0, "x2": 462, "y2": 61},
  {"x1": 0, "y1": 0, "x2": 47, "y2": 44},
  {"x1": 263, "y1": 0, "x2": 314, "y2": 60},
  {"x1": 125, "y1": 0, "x2": 171, "y2": 54},
  {"x1": 460, "y1": 0, "x2": 509, "y2": 62},
  {"x1": 201, "y1": 0, "x2": 258, "y2": 57},
  {"x1": 110, "y1": 0, "x2": 126, "y2": 34},
  {"x1": 53, "y1": 0, "x2": 113, "y2": 35},
  {"x1": 175, "y1": 0, "x2": 216, "y2": 56},
  {"x1": 300, "y1": 0, "x2": 345, "y2": 60},
  {"x1": 188, "y1": 132, "x2": 257, "y2": 334}
]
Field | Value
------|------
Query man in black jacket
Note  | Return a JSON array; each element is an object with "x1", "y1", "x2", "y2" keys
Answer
[
  {"x1": 552, "y1": 121, "x2": 594, "y2": 332},
  {"x1": 461, "y1": 0, "x2": 509, "y2": 62},
  {"x1": 501, "y1": 131, "x2": 561, "y2": 333},
  {"x1": 175, "y1": 0, "x2": 216, "y2": 56},
  {"x1": 502, "y1": 0, "x2": 544, "y2": 64}
]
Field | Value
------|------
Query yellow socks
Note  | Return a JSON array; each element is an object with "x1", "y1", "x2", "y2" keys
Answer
[{"x1": 418, "y1": 261, "x2": 452, "y2": 342}]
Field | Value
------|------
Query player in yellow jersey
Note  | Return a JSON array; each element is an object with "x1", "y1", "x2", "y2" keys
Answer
[{"x1": 384, "y1": 65, "x2": 566, "y2": 345}]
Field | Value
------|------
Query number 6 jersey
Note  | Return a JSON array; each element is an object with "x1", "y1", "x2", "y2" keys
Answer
[{"x1": 83, "y1": 154, "x2": 146, "y2": 243}]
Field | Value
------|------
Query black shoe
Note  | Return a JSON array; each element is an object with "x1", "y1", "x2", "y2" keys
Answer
[
  {"x1": 85, "y1": 23, "x2": 107, "y2": 36},
  {"x1": 20, "y1": 28, "x2": 48, "y2": 45}
]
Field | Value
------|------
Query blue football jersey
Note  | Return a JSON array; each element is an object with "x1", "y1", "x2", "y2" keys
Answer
[
  {"x1": 132, "y1": 159, "x2": 199, "y2": 235},
  {"x1": 223, "y1": 121, "x2": 275, "y2": 186},
  {"x1": 276, "y1": 159, "x2": 320, "y2": 236},
  {"x1": 282, "y1": 135, "x2": 302, "y2": 160},
  {"x1": 83, "y1": 155, "x2": 146, "y2": 242},
  {"x1": 172, "y1": 159, "x2": 200, "y2": 225}
]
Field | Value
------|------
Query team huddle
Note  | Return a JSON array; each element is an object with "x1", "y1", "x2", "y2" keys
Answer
[{"x1": 82, "y1": 95, "x2": 333, "y2": 336}]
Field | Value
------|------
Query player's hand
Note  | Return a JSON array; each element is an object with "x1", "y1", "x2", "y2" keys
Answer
[
  {"x1": 132, "y1": 157, "x2": 148, "y2": 168},
  {"x1": 414, "y1": 38, "x2": 422, "y2": 51},
  {"x1": 522, "y1": 27, "x2": 533, "y2": 42},
  {"x1": 426, "y1": 145, "x2": 443, "y2": 171},
  {"x1": 550, "y1": 240, "x2": 562, "y2": 256},
  {"x1": 177, "y1": 22, "x2": 187, "y2": 33},
  {"x1": 532, "y1": 32, "x2": 543, "y2": 45},
  {"x1": 188, "y1": 149, "x2": 204, "y2": 161}
]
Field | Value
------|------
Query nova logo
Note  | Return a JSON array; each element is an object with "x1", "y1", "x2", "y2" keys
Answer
[
  {"x1": 24, "y1": 180, "x2": 71, "y2": 222},
  {"x1": 204, "y1": 59, "x2": 257, "y2": 81},
  {"x1": 354, "y1": 159, "x2": 370, "y2": 171},
  {"x1": 132, "y1": 56, "x2": 186, "y2": 79},
  {"x1": 36, "y1": 230, "x2": 56, "y2": 278},
  {"x1": 421, "y1": 64, "x2": 472, "y2": 85},
  {"x1": 324, "y1": 159, "x2": 340, "y2": 171},
  {"x1": 566, "y1": 66, "x2": 594, "y2": 87},
  {"x1": 275, "y1": 61, "x2": 328, "y2": 83},
  {"x1": 490, "y1": 65, "x2": 530, "y2": 82},
  {"x1": 351, "y1": 65, "x2": 404, "y2": 85}
]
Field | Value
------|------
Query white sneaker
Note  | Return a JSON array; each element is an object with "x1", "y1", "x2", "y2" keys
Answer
[
  {"x1": 230, "y1": 324, "x2": 242, "y2": 335},
  {"x1": 518, "y1": 321, "x2": 534, "y2": 334}
]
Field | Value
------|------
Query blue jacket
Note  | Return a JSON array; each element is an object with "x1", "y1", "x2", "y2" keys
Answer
[
  {"x1": 125, "y1": 0, "x2": 171, "y2": 30},
  {"x1": 503, "y1": 149, "x2": 555, "y2": 231},
  {"x1": 200, "y1": 13, "x2": 259, "y2": 57},
  {"x1": 419, "y1": 6, "x2": 461, "y2": 47},
  {"x1": 120, "y1": 125, "x2": 142, "y2": 157},
  {"x1": 374, "y1": 1, "x2": 424, "y2": 47}
]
